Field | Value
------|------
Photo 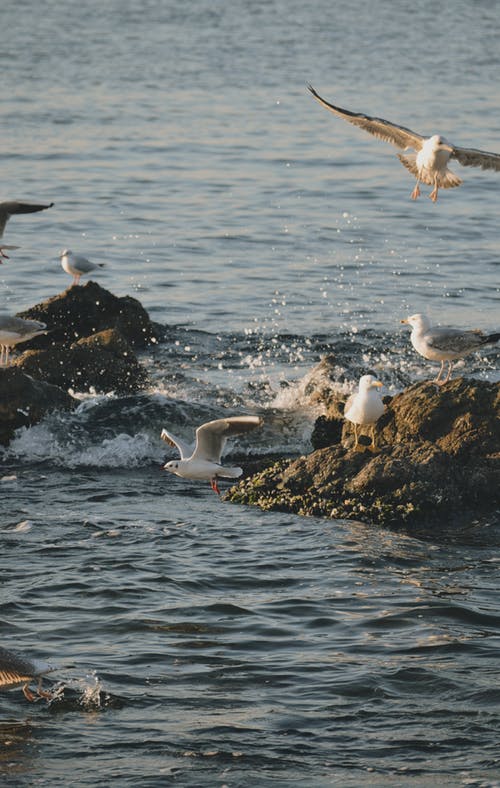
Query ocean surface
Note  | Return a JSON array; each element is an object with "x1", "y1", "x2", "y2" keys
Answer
[{"x1": 1, "y1": 0, "x2": 499, "y2": 785}]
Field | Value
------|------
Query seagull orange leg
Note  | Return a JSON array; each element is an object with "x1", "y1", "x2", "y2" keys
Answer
[
  {"x1": 211, "y1": 478, "x2": 221, "y2": 495},
  {"x1": 22, "y1": 683, "x2": 36, "y2": 702},
  {"x1": 411, "y1": 180, "x2": 421, "y2": 200}
]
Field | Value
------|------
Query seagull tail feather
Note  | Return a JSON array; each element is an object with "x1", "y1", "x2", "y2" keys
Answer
[
  {"x1": 485, "y1": 332, "x2": 500, "y2": 345},
  {"x1": 218, "y1": 466, "x2": 243, "y2": 479}
]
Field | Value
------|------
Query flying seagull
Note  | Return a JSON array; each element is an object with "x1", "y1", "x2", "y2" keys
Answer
[
  {"x1": 0, "y1": 645, "x2": 55, "y2": 702},
  {"x1": 401, "y1": 313, "x2": 500, "y2": 384},
  {"x1": 0, "y1": 315, "x2": 47, "y2": 366},
  {"x1": 60, "y1": 249, "x2": 105, "y2": 286},
  {"x1": 308, "y1": 85, "x2": 500, "y2": 202},
  {"x1": 0, "y1": 201, "x2": 54, "y2": 259},
  {"x1": 161, "y1": 415, "x2": 263, "y2": 494},
  {"x1": 344, "y1": 374, "x2": 385, "y2": 452}
]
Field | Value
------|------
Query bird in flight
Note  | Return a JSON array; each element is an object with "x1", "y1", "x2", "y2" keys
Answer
[
  {"x1": 0, "y1": 201, "x2": 54, "y2": 259},
  {"x1": 161, "y1": 415, "x2": 263, "y2": 494},
  {"x1": 308, "y1": 86, "x2": 500, "y2": 202}
]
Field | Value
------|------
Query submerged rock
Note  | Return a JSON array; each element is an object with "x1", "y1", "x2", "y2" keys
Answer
[
  {"x1": 227, "y1": 377, "x2": 500, "y2": 528},
  {"x1": 0, "y1": 368, "x2": 75, "y2": 445}
]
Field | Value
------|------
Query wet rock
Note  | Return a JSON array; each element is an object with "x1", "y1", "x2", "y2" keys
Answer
[
  {"x1": 0, "y1": 368, "x2": 75, "y2": 445},
  {"x1": 18, "y1": 281, "x2": 157, "y2": 349},
  {"x1": 227, "y1": 378, "x2": 500, "y2": 528},
  {"x1": 15, "y1": 328, "x2": 148, "y2": 395}
]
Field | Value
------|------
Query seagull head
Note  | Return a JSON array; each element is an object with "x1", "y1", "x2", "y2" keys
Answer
[
  {"x1": 60, "y1": 248, "x2": 71, "y2": 258},
  {"x1": 359, "y1": 374, "x2": 383, "y2": 393},
  {"x1": 163, "y1": 460, "x2": 182, "y2": 477},
  {"x1": 431, "y1": 135, "x2": 453, "y2": 153},
  {"x1": 401, "y1": 313, "x2": 429, "y2": 331}
]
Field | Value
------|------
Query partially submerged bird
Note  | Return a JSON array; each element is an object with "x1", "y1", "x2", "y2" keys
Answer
[
  {"x1": 0, "y1": 201, "x2": 54, "y2": 259},
  {"x1": 401, "y1": 314, "x2": 500, "y2": 385},
  {"x1": 0, "y1": 646, "x2": 55, "y2": 702},
  {"x1": 0, "y1": 315, "x2": 47, "y2": 366},
  {"x1": 344, "y1": 375, "x2": 385, "y2": 452},
  {"x1": 60, "y1": 249, "x2": 105, "y2": 286},
  {"x1": 161, "y1": 415, "x2": 263, "y2": 494},
  {"x1": 308, "y1": 86, "x2": 500, "y2": 202}
]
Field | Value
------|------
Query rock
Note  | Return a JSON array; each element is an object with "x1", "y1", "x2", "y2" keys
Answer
[
  {"x1": 15, "y1": 328, "x2": 148, "y2": 394},
  {"x1": 227, "y1": 378, "x2": 500, "y2": 528},
  {"x1": 0, "y1": 368, "x2": 76, "y2": 445},
  {"x1": 18, "y1": 281, "x2": 157, "y2": 350}
]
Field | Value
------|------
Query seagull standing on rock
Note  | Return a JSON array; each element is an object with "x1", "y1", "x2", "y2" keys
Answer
[
  {"x1": 0, "y1": 200, "x2": 54, "y2": 259},
  {"x1": 0, "y1": 315, "x2": 47, "y2": 366},
  {"x1": 401, "y1": 314, "x2": 500, "y2": 385},
  {"x1": 344, "y1": 375, "x2": 385, "y2": 452},
  {"x1": 161, "y1": 416, "x2": 263, "y2": 494},
  {"x1": 308, "y1": 85, "x2": 500, "y2": 202},
  {"x1": 60, "y1": 249, "x2": 105, "y2": 286}
]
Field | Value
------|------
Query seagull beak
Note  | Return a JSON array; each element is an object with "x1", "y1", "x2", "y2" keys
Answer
[
  {"x1": 440, "y1": 143, "x2": 454, "y2": 153},
  {"x1": 400, "y1": 318, "x2": 409, "y2": 324},
  {"x1": 372, "y1": 381, "x2": 383, "y2": 388}
]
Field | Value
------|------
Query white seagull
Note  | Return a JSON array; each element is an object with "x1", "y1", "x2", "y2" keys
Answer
[
  {"x1": 308, "y1": 85, "x2": 500, "y2": 202},
  {"x1": 344, "y1": 375, "x2": 385, "y2": 452},
  {"x1": 161, "y1": 415, "x2": 263, "y2": 494},
  {"x1": 0, "y1": 201, "x2": 54, "y2": 259},
  {"x1": 60, "y1": 249, "x2": 105, "y2": 286},
  {"x1": 0, "y1": 645, "x2": 55, "y2": 702},
  {"x1": 0, "y1": 315, "x2": 47, "y2": 366},
  {"x1": 401, "y1": 313, "x2": 500, "y2": 385}
]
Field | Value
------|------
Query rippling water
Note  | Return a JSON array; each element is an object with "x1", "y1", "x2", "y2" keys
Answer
[{"x1": 1, "y1": 0, "x2": 499, "y2": 784}]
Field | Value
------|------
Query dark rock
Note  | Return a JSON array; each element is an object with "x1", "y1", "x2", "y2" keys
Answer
[
  {"x1": 18, "y1": 281, "x2": 157, "y2": 350},
  {"x1": 15, "y1": 328, "x2": 148, "y2": 394},
  {"x1": 0, "y1": 368, "x2": 76, "y2": 445},
  {"x1": 227, "y1": 378, "x2": 500, "y2": 528}
]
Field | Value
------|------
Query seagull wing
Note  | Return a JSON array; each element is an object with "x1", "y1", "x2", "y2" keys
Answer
[
  {"x1": 0, "y1": 201, "x2": 54, "y2": 238},
  {"x1": 450, "y1": 145, "x2": 500, "y2": 171},
  {"x1": 160, "y1": 428, "x2": 194, "y2": 460},
  {"x1": 425, "y1": 328, "x2": 485, "y2": 353},
  {"x1": 308, "y1": 85, "x2": 424, "y2": 151},
  {"x1": 193, "y1": 416, "x2": 263, "y2": 463}
]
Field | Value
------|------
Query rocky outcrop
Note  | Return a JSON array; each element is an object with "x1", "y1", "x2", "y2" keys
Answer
[
  {"x1": 15, "y1": 328, "x2": 148, "y2": 394},
  {"x1": 227, "y1": 377, "x2": 500, "y2": 528},
  {"x1": 19, "y1": 281, "x2": 157, "y2": 349},
  {"x1": 0, "y1": 282, "x2": 158, "y2": 444},
  {"x1": 0, "y1": 368, "x2": 75, "y2": 445}
]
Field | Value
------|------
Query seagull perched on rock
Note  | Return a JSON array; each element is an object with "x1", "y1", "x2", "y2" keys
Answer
[
  {"x1": 60, "y1": 249, "x2": 105, "y2": 286},
  {"x1": 308, "y1": 86, "x2": 500, "y2": 202},
  {"x1": 161, "y1": 415, "x2": 263, "y2": 494},
  {"x1": 0, "y1": 315, "x2": 47, "y2": 366},
  {"x1": 0, "y1": 645, "x2": 55, "y2": 702},
  {"x1": 344, "y1": 375, "x2": 385, "y2": 452},
  {"x1": 0, "y1": 201, "x2": 54, "y2": 259},
  {"x1": 401, "y1": 314, "x2": 500, "y2": 385}
]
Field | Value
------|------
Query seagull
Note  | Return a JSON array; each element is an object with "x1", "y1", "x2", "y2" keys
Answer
[
  {"x1": 0, "y1": 315, "x2": 47, "y2": 366},
  {"x1": 308, "y1": 85, "x2": 500, "y2": 202},
  {"x1": 0, "y1": 645, "x2": 55, "y2": 702},
  {"x1": 161, "y1": 415, "x2": 263, "y2": 494},
  {"x1": 0, "y1": 201, "x2": 54, "y2": 259},
  {"x1": 401, "y1": 313, "x2": 500, "y2": 385},
  {"x1": 60, "y1": 249, "x2": 105, "y2": 286},
  {"x1": 344, "y1": 375, "x2": 385, "y2": 452}
]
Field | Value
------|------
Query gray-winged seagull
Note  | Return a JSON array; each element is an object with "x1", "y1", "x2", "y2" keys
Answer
[
  {"x1": 0, "y1": 315, "x2": 47, "y2": 366},
  {"x1": 308, "y1": 86, "x2": 500, "y2": 202},
  {"x1": 161, "y1": 415, "x2": 263, "y2": 494},
  {"x1": 401, "y1": 313, "x2": 500, "y2": 384},
  {"x1": 60, "y1": 249, "x2": 105, "y2": 286}
]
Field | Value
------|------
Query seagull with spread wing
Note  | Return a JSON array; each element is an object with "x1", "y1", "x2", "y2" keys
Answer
[
  {"x1": 308, "y1": 86, "x2": 500, "y2": 202},
  {"x1": 0, "y1": 645, "x2": 55, "y2": 702},
  {"x1": 0, "y1": 201, "x2": 54, "y2": 259},
  {"x1": 161, "y1": 415, "x2": 263, "y2": 494}
]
